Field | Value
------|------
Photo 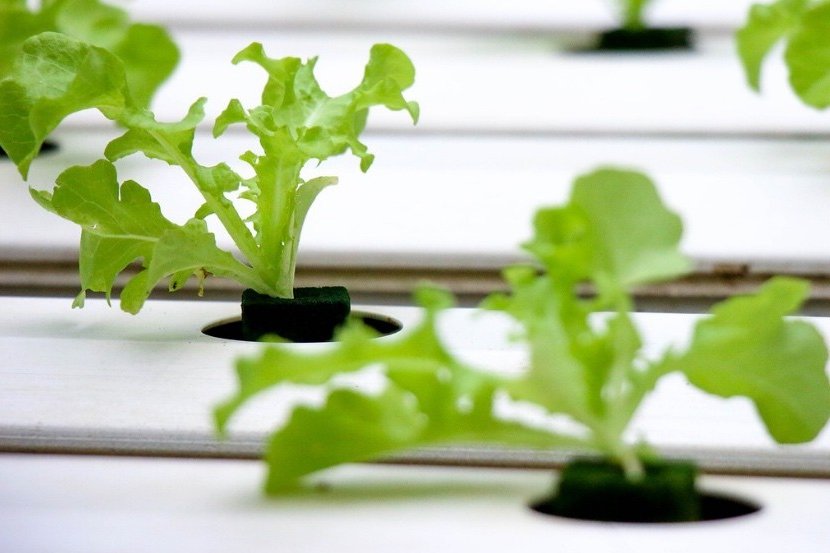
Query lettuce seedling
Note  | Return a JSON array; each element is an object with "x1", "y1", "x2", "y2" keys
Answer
[
  {"x1": 216, "y1": 168, "x2": 830, "y2": 493},
  {"x1": 615, "y1": 0, "x2": 656, "y2": 30},
  {"x1": 0, "y1": 0, "x2": 178, "y2": 158},
  {"x1": 216, "y1": 287, "x2": 587, "y2": 492},
  {"x1": 737, "y1": 0, "x2": 830, "y2": 109},
  {"x1": 592, "y1": 0, "x2": 691, "y2": 52},
  {"x1": 2, "y1": 32, "x2": 417, "y2": 312}
]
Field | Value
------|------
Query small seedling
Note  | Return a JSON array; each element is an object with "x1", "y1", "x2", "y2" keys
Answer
[
  {"x1": 592, "y1": 0, "x2": 691, "y2": 51},
  {"x1": 1, "y1": 32, "x2": 417, "y2": 313}
]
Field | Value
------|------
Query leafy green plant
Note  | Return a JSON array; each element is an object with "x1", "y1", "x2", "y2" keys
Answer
[
  {"x1": 1, "y1": 32, "x2": 418, "y2": 312},
  {"x1": 737, "y1": 0, "x2": 830, "y2": 108},
  {"x1": 216, "y1": 167, "x2": 830, "y2": 493},
  {"x1": 0, "y1": 0, "x2": 178, "y2": 139}
]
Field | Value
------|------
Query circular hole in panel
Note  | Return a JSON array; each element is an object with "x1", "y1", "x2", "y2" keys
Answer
[
  {"x1": 202, "y1": 310, "x2": 402, "y2": 342},
  {"x1": 530, "y1": 492, "x2": 760, "y2": 524}
]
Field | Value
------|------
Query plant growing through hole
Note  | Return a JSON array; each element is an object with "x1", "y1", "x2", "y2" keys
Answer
[
  {"x1": 0, "y1": 0, "x2": 179, "y2": 160},
  {"x1": 0, "y1": 32, "x2": 418, "y2": 313},
  {"x1": 592, "y1": 0, "x2": 691, "y2": 51},
  {"x1": 613, "y1": 0, "x2": 656, "y2": 30},
  {"x1": 215, "y1": 167, "x2": 830, "y2": 493},
  {"x1": 737, "y1": 0, "x2": 830, "y2": 109}
]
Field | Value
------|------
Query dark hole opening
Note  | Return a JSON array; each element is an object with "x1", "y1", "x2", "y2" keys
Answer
[
  {"x1": 530, "y1": 491, "x2": 760, "y2": 524},
  {"x1": 202, "y1": 311, "x2": 402, "y2": 342},
  {"x1": 0, "y1": 140, "x2": 59, "y2": 159}
]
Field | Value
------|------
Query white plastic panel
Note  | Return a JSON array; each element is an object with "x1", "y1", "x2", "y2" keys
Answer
[
  {"x1": 0, "y1": 456, "x2": 828, "y2": 553},
  {"x1": 4, "y1": 130, "x2": 830, "y2": 274},
  {"x1": 60, "y1": 30, "x2": 830, "y2": 135},
  {"x1": 1, "y1": 297, "x2": 828, "y2": 471},
  {"x1": 124, "y1": 0, "x2": 757, "y2": 31}
]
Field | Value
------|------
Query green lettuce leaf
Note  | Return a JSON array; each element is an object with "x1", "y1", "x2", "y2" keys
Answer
[
  {"x1": 524, "y1": 168, "x2": 691, "y2": 295},
  {"x1": 261, "y1": 387, "x2": 427, "y2": 492},
  {"x1": 488, "y1": 169, "x2": 692, "y2": 473},
  {"x1": 34, "y1": 159, "x2": 174, "y2": 306},
  {"x1": 785, "y1": 2, "x2": 830, "y2": 108},
  {"x1": 737, "y1": 0, "x2": 810, "y2": 91},
  {"x1": 489, "y1": 169, "x2": 829, "y2": 476},
  {"x1": 0, "y1": 4, "x2": 41, "y2": 77},
  {"x1": 223, "y1": 42, "x2": 418, "y2": 168},
  {"x1": 104, "y1": 98, "x2": 207, "y2": 165},
  {"x1": 209, "y1": 42, "x2": 419, "y2": 297},
  {"x1": 486, "y1": 266, "x2": 652, "y2": 474},
  {"x1": 676, "y1": 277, "x2": 830, "y2": 443},
  {"x1": 0, "y1": 32, "x2": 128, "y2": 176},
  {"x1": 216, "y1": 287, "x2": 587, "y2": 492},
  {"x1": 738, "y1": 0, "x2": 830, "y2": 108},
  {"x1": 0, "y1": 0, "x2": 178, "y2": 106},
  {"x1": 121, "y1": 219, "x2": 264, "y2": 314},
  {"x1": 101, "y1": 98, "x2": 267, "y2": 294},
  {"x1": 33, "y1": 159, "x2": 266, "y2": 313},
  {"x1": 0, "y1": 1, "x2": 178, "y2": 174},
  {"x1": 485, "y1": 269, "x2": 593, "y2": 420}
]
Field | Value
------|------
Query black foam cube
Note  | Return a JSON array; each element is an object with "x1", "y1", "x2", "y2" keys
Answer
[
  {"x1": 241, "y1": 287, "x2": 351, "y2": 343},
  {"x1": 534, "y1": 459, "x2": 701, "y2": 523}
]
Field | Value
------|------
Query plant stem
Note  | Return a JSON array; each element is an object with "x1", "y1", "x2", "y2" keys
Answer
[
  {"x1": 622, "y1": 0, "x2": 650, "y2": 30},
  {"x1": 616, "y1": 356, "x2": 677, "y2": 438},
  {"x1": 618, "y1": 446, "x2": 645, "y2": 480},
  {"x1": 258, "y1": 158, "x2": 303, "y2": 298},
  {"x1": 591, "y1": 423, "x2": 645, "y2": 480},
  {"x1": 147, "y1": 130, "x2": 277, "y2": 295}
]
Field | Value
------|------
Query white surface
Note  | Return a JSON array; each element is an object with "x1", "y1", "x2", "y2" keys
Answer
[
  {"x1": 60, "y1": 29, "x2": 830, "y2": 135},
  {"x1": 126, "y1": 0, "x2": 757, "y2": 30},
  {"x1": 4, "y1": 130, "x2": 830, "y2": 273},
  {"x1": 0, "y1": 296, "x2": 507, "y2": 437},
  {"x1": 6, "y1": 29, "x2": 830, "y2": 276},
  {"x1": 1, "y1": 296, "x2": 828, "y2": 460},
  {"x1": 0, "y1": 456, "x2": 828, "y2": 553},
  {"x1": 50, "y1": 29, "x2": 830, "y2": 135}
]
